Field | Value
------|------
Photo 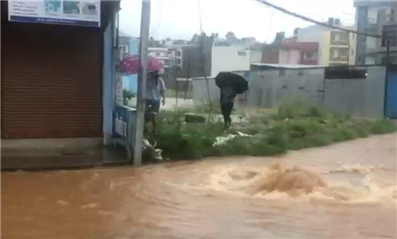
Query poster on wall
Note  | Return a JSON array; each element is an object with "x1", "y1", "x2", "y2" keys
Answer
[{"x1": 8, "y1": 0, "x2": 100, "y2": 27}]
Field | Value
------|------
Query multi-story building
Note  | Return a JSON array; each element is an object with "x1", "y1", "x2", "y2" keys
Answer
[
  {"x1": 148, "y1": 47, "x2": 176, "y2": 70},
  {"x1": 278, "y1": 41, "x2": 319, "y2": 65},
  {"x1": 296, "y1": 19, "x2": 356, "y2": 66},
  {"x1": 322, "y1": 27, "x2": 357, "y2": 66},
  {"x1": 355, "y1": 0, "x2": 397, "y2": 64},
  {"x1": 261, "y1": 31, "x2": 319, "y2": 66}
]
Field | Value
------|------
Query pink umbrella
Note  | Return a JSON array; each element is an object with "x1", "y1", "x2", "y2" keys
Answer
[{"x1": 117, "y1": 54, "x2": 164, "y2": 75}]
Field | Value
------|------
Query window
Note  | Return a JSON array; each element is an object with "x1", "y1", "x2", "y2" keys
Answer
[
  {"x1": 176, "y1": 59, "x2": 182, "y2": 65},
  {"x1": 339, "y1": 48, "x2": 348, "y2": 58},
  {"x1": 176, "y1": 50, "x2": 182, "y2": 57},
  {"x1": 330, "y1": 48, "x2": 348, "y2": 59},
  {"x1": 156, "y1": 52, "x2": 160, "y2": 56},
  {"x1": 331, "y1": 31, "x2": 349, "y2": 43},
  {"x1": 304, "y1": 52, "x2": 317, "y2": 60},
  {"x1": 305, "y1": 52, "x2": 313, "y2": 59},
  {"x1": 237, "y1": 51, "x2": 247, "y2": 56},
  {"x1": 332, "y1": 32, "x2": 340, "y2": 42},
  {"x1": 119, "y1": 45, "x2": 129, "y2": 59},
  {"x1": 119, "y1": 45, "x2": 128, "y2": 53}
]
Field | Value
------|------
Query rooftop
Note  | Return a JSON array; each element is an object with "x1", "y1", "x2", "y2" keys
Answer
[{"x1": 251, "y1": 63, "x2": 327, "y2": 69}]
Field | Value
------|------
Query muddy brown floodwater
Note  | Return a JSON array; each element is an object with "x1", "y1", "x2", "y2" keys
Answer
[{"x1": 2, "y1": 134, "x2": 397, "y2": 239}]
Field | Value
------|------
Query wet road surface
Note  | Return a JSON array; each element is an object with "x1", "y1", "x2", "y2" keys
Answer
[{"x1": 2, "y1": 134, "x2": 397, "y2": 239}]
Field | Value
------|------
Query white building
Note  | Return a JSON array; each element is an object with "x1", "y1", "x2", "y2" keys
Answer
[
  {"x1": 211, "y1": 42, "x2": 262, "y2": 76},
  {"x1": 148, "y1": 47, "x2": 176, "y2": 69}
]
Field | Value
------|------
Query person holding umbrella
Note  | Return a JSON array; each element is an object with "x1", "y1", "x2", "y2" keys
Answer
[
  {"x1": 146, "y1": 70, "x2": 166, "y2": 116},
  {"x1": 117, "y1": 55, "x2": 166, "y2": 132},
  {"x1": 215, "y1": 72, "x2": 249, "y2": 127}
]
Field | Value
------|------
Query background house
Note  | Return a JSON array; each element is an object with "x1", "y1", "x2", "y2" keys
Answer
[
  {"x1": 296, "y1": 19, "x2": 356, "y2": 66},
  {"x1": 355, "y1": 0, "x2": 397, "y2": 65},
  {"x1": 211, "y1": 41, "x2": 262, "y2": 76},
  {"x1": 119, "y1": 31, "x2": 138, "y2": 92}
]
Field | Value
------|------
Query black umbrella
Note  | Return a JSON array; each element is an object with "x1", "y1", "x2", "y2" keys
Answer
[{"x1": 215, "y1": 72, "x2": 249, "y2": 94}]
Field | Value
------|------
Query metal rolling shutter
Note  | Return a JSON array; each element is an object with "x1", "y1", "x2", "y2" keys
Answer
[{"x1": 1, "y1": 23, "x2": 102, "y2": 139}]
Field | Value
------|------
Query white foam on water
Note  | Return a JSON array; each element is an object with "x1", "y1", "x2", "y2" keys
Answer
[{"x1": 204, "y1": 163, "x2": 397, "y2": 205}]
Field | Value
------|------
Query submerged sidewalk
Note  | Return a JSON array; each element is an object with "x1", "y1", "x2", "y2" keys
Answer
[{"x1": 1, "y1": 138, "x2": 131, "y2": 171}]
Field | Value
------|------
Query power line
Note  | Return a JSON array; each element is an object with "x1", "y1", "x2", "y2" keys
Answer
[
  {"x1": 254, "y1": 0, "x2": 382, "y2": 38},
  {"x1": 265, "y1": 10, "x2": 275, "y2": 43}
]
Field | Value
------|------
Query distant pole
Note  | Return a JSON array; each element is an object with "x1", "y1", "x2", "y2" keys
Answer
[
  {"x1": 133, "y1": 0, "x2": 151, "y2": 166},
  {"x1": 386, "y1": 36, "x2": 391, "y2": 66}
]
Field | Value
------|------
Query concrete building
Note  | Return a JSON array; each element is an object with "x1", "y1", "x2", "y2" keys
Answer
[
  {"x1": 297, "y1": 20, "x2": 356, "y2": 66},
  {"x1": 322, "y1": 26, "x2": 357, "y2": 66},
  {"x1": 148, "y1": 47, "x2": 176, "y2": 69},
  {"x1": 1, "y1": 0, "x2": 122, "y2": 156},
  {"x1": 211, "y1": 42, "x2": 262, "y2": 76},
  {"x1": 278, "y1": 41, "x2": 319, "y2": 65},
  {"x1": 355, "y1": 0, "x2": 397, "y2": 64}
]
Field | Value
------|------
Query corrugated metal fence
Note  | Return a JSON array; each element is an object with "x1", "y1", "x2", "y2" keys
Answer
[{"x1": 193, "y1": 66, "x2": 389, "y2": 119}]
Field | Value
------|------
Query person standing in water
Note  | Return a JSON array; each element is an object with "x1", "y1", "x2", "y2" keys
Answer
[{"x1": 220, "y1": 86, "x2": 236, "y2": 127}]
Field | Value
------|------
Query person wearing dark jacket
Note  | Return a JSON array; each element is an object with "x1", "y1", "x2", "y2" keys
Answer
[{"x1": 220, "y1": 86, "x2": 236, "y2": 127}]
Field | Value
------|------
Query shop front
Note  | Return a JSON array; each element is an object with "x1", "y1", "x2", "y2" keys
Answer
[{"x1": 1, "y1": 1, "x2": 120, "y2": 140}]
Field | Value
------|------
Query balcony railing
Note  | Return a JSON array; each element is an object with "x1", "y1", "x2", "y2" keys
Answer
[{"x1": 385, "y1": 14, "x2": 396, "y2": 24}]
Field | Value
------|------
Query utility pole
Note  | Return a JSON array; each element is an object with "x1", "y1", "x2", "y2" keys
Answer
[
  {"x1": 386, "y1": 36, "x2": 391, "y2": 66},
  {"x1": 133, "y1": 0, "x2": 151, "y2": 166}
]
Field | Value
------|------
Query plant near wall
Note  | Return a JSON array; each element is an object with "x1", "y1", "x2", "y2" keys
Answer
[{"x1": 123, "y1": 89, "x2": 135, "y2": 105}]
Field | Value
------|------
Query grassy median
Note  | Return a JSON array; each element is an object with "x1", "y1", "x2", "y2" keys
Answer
[{"x1": 146, "y1": 100, "x2": 397, "y2": 160}]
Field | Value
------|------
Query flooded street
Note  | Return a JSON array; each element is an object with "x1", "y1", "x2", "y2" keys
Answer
[{"x1": 2, "y1": 134, "x2": 397, "y2": 239}]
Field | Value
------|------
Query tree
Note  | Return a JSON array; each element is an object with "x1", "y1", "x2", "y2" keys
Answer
[
  {"x1": 226, "y1": 31, "x2": 237, "y2": 39},
  {"x1": 225, "y1": 31, "x2": 240, "y2": 43},
  {"x1": 148, "y1": 36, "x2": 162, "y2": 47}
]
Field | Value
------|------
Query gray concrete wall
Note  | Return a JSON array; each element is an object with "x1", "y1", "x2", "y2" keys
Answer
[
  {"x1": 192, "y1": 77, "x2": 219, "y2": 103},
  {"x1": 247, "y1": 68, "x2": 325, "y2": 108},
  {"x1": 323, "y1": 66, "x2": 386, "y2": 118}
]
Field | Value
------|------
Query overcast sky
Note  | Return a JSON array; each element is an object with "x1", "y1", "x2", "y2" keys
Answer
[{"x1": 119, "y1": 0, "x2": 356, "y2": 43}]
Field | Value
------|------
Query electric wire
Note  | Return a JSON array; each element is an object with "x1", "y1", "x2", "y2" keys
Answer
[{"x1": 254, "y1": 0, "x2": 382, "y2": 39}]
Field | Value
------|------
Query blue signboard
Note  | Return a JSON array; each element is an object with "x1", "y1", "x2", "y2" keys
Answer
[
  {"x1": 113, "y1": 106, "x2": 129, "y2": 139},
  {"x1": 8, "y1": 0, "x2": 100, "y2": 27}
]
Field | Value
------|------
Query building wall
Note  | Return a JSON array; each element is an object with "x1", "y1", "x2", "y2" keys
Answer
[
  {"x1": 211, "y1": 44, "x2": 261, "y2": 76},
  {"x1": 250, "y1": 51, "x2": 262, "y2": 64},
  {"x1": 279, "y1": 49, "x2": 301, "y2": 64},
  {"x1": 297, "y1": 25, "x2": 327, "y2": 65},
  {"x1": 211, "y1": 45, "x2": 250, "y2": 76},
  {"x1": 320, "y1": 30, "x2": 356, "y2": 66},
  {"x1": 102, "y1": 16, "x2": 115, "y2": 144}
]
